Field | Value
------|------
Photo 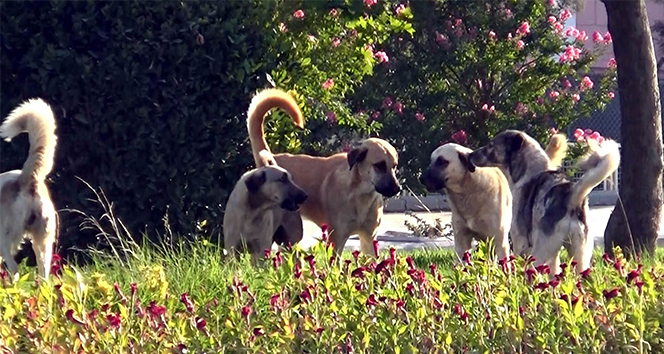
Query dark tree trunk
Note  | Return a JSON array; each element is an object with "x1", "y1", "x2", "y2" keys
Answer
[{"x1": 602, "y1": 0, "x2": 663, "y2": 258}]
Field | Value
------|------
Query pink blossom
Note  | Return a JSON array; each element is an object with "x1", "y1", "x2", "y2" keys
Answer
[
  {"x1": 607, "y1": 57, "x2": 617, "y2": 68},
  {"x1": 516, "y1": 102, "x2": 528, "y2": 114},
  {"x1": 516, "y1": 21, "x2": 530, "y2": 36},
  {"x1": 572, "y1": 93, "x2": 581, "y2": 102},
  {"x1": 549, "y1": 91, "x2": 560, "y2": 99},
  {"x1": 608, "y1": 92, "x2": 615, "y2": 99},
  {"x1": 489, "y1": 31, "x2": 496, "y2": 40},
  {"x1": 565, "y1": 26, "x2": 579, "y2": 38},
  {"x1": 393, "y1": 101, "x2": 404, "y2": 114},
  {"x1": 322, "y1": 78, "x2": 334, "y2": 90},
  {"x1": 332, "y1": 38, "x2": 341, "y2": 47},
  {"x1": 588, "y1": 131, "x2": 603, "y2": 142},
  {"x1": 577, "y1": 31, "x2": 588, "y2": 41},
  {"x1": 415, "y1": 112, "x2": 425, "y2": 121},
  {"x1": 504, "y1": 8, "x2": 512, "y2": 18},
  {"x1": 365, "y1": 44, "x2": 374, "y2": 55},
  {"x1": 549, "y1": 127, "x2": 559, "y2": 135},
  {"x1": 548, "y1": 16, "x2": 557, "y2": 24},
  {"x1": 560, "y1": 9, "x2": 572, "y2": 22},
  {"x1": 481, "y1": 103, "x2": 489, "y2": 111},
  {"x1": 435, "y1": 32, "x2": 449, "y2": 47},
  {"x1": 537, "y1": 97, "x2": 544, "y2": 105},
  {"x1": 382, "y1": 97, "x2": 393, "y2": 108},
  {"x1": 554, "y1": 22, "x2": 564, "y2": 34},
  {"x1": 604, "y1": 32, "x2": 612, "y2": 43},
  {"x1": 516, "y1": 40, "x2": 525, "y2": 49},
  {"x1": 395, "y1": 4, "x2": 407, "y2": 15},
  {"x1": 580, "y1": 76, "x2": 594, "y2": 90},
  {"x1": 375, "y1": 51, "x2": 389, "y2": 63},
  {"x1": 455, "y1": 18, "x2": 463, "y2": 27},
  {"x1": 279, "y1": 23, "x2": 287, "y2": 33},
  {"x1": 330, "y1": 9, "x2": 338, "y2": 17},
  {"x1": 562, "y1": 78, "x2": 571, "y2": 88},
  {"x1": 326, "y1": 111, "x2": 337, "y2": 123},
  {"x1": 574, "y1": 128, "x2": 585, "y2": 141},
  {"x1": 592, "y1": 31, "x2": 604, "y2": 43},
  {"x1": 452, "y1": 130, "x2": 467, "y2": 144},
  {"x1": 364, "y1": 0, "x2": 378, "y2": 8},
  {"x1": 371, "y1": 111, "x2": 380, "y2": 120},
  {"x1": 507, "y1": 33, "x2": 513, "y2": 40},
  {"x1": 548, "y1": 0, "x2": 556, "y2": 6},
  {"x1": 293, "y1": 10, "x2": 305, "y2": 19},
  {"x1": 560, "y1": 45, "x2": 581, "y2": 63}
]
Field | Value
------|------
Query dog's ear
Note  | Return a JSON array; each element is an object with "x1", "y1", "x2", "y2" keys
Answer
[
  {"x1": 510, "y1": 133, "x2": 525, "y2": 153},
  {"x1": 245, "y1": 170, "x2": 266, "y2": 193},
  {"x1": 458, "y1": 152, "x2": 476, "y2": 173},
  {"x1": 347, "y1": 147, "x2": 368, "y2": 170}
]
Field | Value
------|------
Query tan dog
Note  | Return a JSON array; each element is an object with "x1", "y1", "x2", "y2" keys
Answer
[
  {"x1": 223, "y1": 89, "x2": 308, "y2": 260},
  {"x1": 0, "y1": 98, "x2": 58, "y2": 280},
  {"x1": 470, "y1": 130, "x2": 620, "y2": 273},
  {"x1": 248, "y1": 93, "x2": 401, "y2": 256},
  {"x1": 420, "y1": 135, "x2": 568, "y2": 262}
]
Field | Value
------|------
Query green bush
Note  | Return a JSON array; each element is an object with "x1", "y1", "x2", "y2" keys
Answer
[{"x1": 0, "y1": 0, "x2": 410, "y2": 252}]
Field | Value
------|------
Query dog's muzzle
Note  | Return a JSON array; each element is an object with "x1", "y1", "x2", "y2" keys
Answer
[
  {"x1": 376, "y1": 178, "x2": 401, "y2": 198},
  {"x1": 420, "y1": 168, "x2": 444, "y2": 192},
  {"x1": 281, "y1": 190, "x2": 308, "y2": 212}
]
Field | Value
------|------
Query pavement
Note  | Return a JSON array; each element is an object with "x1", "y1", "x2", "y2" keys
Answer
[{"x1": 294, "y1": 206, "x2": 664, "y2": 252}]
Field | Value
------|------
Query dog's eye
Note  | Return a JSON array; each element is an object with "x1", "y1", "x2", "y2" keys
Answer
[
  {"x1": 280, "y1": 173, "x2": 288, "y2": 182},
  {"x1": 435, "y1": 157, "x2": 448, "y2": 167},
  {"x1": 373, "y1": 161, "x2": 387, "y2": 172}
]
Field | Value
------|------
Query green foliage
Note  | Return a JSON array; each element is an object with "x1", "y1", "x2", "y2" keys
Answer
[
  {"x1": 351, "y1": 0, "x2": 617, "y2": 190},
  {"x1": 0, "y1": 1, "x2": 409, "y2": 250},
  {"x1": 2, "y1": 240, "x2": 664, "y2": 353}
]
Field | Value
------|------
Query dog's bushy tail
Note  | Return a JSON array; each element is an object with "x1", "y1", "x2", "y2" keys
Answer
[
  {"x1": 569, "y1": 139, "x2": 620, "y2": 208},
  {"x1": 247, "y1": 88, "x2": 304, "y2": 167},
  {"x1": 0, "y1": 98, "x2": 57, "y2": 189},
  {"x1": 545, "y1": 133, "x2": 568, "y2": 169}
]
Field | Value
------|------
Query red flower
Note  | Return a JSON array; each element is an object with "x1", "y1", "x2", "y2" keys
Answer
[
  {"x1": 270, "y1": 294, "x2": 281, "y2": 311},
  {"x1": 580, "y1": 268, "x2": 591, "y2": 279},
  {"x1": 106, "y1": 313, "x2": 121, "y2": 329},
  {"x1": 294, "y1": 261, "x2": 302, "y2": 279},
  {"x1": 241, "y1": 305, "x2": 252, "y2": 319},
  {"x1": 627, "y1": 264, "x2": 642, "y2": 283},
  {"x1": 325, "y1": 290, "x2": 333, "y2": 304},
  {"x1": 429, "y1": 263, "x2": 438, "y2": 276},
  {"x1": 321, "y1": 224, "x2": 329, "y2": 242},
  {"x1": 535, "y1": 264, "x2": 550, "y2": 275},
  {"x1": 195, "y1": 317, "x2": 209, "y2": 336},
  {"x1": 389, "y1": 247, "x2": 397, "y2": 262},
  {"x1": 393, "y1": 102, "x2": 404, "y2": 114},
  {"x1": 113, "y1": 283, "x2": 127, "y2": 304},
  {"x1": 253, "y1": 326, "x2": 265, "y2": 337},
  {"x1": 603, "y1": 288, "x2": 620, "y2": 300},
  {"x1": 462, "y1": 251, "x2": 472, "y2": 265},
  {"x1": 366, "y1": 294, "x2": 378, "y2": 308},
  {"x1": 147, "y1": 301, "x2": 166, "y2": 317},
  {"x1": 352, "y1": 250, "x2": 361, "y2": 261},
  {"x1": 519, "y1": 306, "x2": 525, "y2": 316},
  {"x1": 405, "y1": 256, "x2": 415, "y2": 270},
  {"x1": 635, "y1": 281, "x2": 645, "y2": 293},
  {"x1": 65, "y1": 309, "x2": 86, "y2": 326},
  {"x1": 180, "y1": 293, "x2": 195, "y2": 313},
  {"x1": 549, "y1": 279, "x2": 560, "y2": 288},
  {"x1": 130, "y1": 283, "x2": 137, "y2": 297},
  {"x1": 534, "y1": 282, "x2": 549, "y2": 291},
  {"x1": 351, "y1": 266, "x2": 367, "y2": 278},
  {"x1": 299, "y1": 288, "x2": 313, "y2": 305},
  {"x1": 293, "y1": 9, "x2": 304, "y2": 19},
  {"x1": 264, "y1": 249, "x2": 271, "y2": 259},
  {"x1": 374, "y1": 258, "x2": 394, "y2": 274}
]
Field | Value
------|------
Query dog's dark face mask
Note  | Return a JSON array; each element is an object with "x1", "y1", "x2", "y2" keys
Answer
[
  {"x1": 347, "y1": 147, "x2": 402, "y2": 198},
  {"x1": 420, "y1": 151, "x2": 475, "y2": 191},
  {"x1": 280, "y1": 185, "x2": 308, "y2": 211},
  {"x1": 245, "y1": 168, "x2": 308, "y2": 211},
  {"x1": 469, "y1": 131, "x2": 524, "y2": 169}
]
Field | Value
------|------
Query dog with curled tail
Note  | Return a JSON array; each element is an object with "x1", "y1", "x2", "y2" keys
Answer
[
  {"x1": 0, "y1": 98, "x2": 58, "y2": 280},
  {"x1": 223, "y1": 89, "x2": 308, "y2": 260}
]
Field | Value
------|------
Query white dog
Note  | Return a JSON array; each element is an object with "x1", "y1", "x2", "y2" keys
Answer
[{"x1": 0, "y1": 98, "x2": 58, "y2": 280}]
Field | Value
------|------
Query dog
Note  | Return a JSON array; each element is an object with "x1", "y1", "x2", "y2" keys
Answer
[
  {"x1": 247, "y1": 93, "x2": 401, "y2": 256},
  {"x1": 223, "y1": 89, "x2": 308, "y2": 260},
  {"x1": 419, "y1": 136, "x2": 565, "y2": 262},
  {"x1": 0, "y1": 98, "x2": 58, "y2": 280},
  {"x1": 469, "y1": 130, "x2": 620, "y2": 273}
]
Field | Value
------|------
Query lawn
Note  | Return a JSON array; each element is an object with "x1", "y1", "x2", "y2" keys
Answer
[{"x1": 2, "y1": 230, "x2": 664, "y2": 353}]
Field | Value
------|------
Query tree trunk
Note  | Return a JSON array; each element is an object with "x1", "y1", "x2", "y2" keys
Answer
[{"x1": 602, "y1": 0, "x2": 663, "y2": 258}]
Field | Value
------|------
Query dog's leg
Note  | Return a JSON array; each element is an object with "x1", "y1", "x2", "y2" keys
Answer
[
  {"x1": 357, "y1": 229, "x2": 378, "y2": 257},
  {"x1": 0, "y1": 241, "x2": 19, "y2": 281},
  {"x1": 530, "y1": 231, "x2": 564, "y2": 276},
  {"x1": 330, "y1": 225, "x2": 352, "y2": 255},
  {"x1": 569, "y1": 223, "x2": 593, "y2": 273},
  {"x1": 494, "y1": 225, "x2": 511, "y2": 260},
  {"x1": 31, "y1": 236, "x2": 53, "y2": 278}
]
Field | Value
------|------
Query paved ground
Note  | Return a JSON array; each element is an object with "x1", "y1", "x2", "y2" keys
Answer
[{"x1": 295, "y1": 206, "x2": 664, "y2": 252}]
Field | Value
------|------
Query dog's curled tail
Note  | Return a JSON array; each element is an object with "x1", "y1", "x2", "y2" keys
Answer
[
  {"x1": 545, "y1": 133, "x2": 568, "y2": 169},
  {"x1": 0, "y1": 98, "x2": 57, "y2": 189},
  {"x1": 569, "y1": 138, "x2": 620, "y2": 208},
  {"x1": 247, "y1": 88, "x2": 304, "y2": 167}
]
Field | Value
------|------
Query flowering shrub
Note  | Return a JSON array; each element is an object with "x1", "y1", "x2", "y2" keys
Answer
[
  {"x1": 351, "y1": 0, "x2": 617, "y2": 190},
  {"x1": 2, "y1": 236, "x2": 664, "y2": 353}
]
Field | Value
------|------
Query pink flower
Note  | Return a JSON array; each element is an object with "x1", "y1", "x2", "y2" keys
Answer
[
  {"x1": 375, "y1": 51, "x2": 389, "y2": 63},
  {"x1": 489, "y1": 31, "x2": 496, "y2": 40},
  {"x1": 516, "y1": 40, "x2": 525, "y2": 49},
  {"x1": 452, "y1": 130, "x2": 467, "y2": 144},
  {"x1": 330, "y1": 9, "x2": 338, "y2": 17},
  {"x1": 604, "y1": 32, "x2": 612, "y2": 43},
  {"x1": 577, "y1": 31, "x2": 588, "y2": 41},
  {"x1": 180, "y1": 293, "x2": 195, "y2": 313},
  {"x1": 562, "y1": 78, "x2": 571, "y2": 88},
  {"x1": 278, "y1": 23, "x2": 287, "y2": 33},
  {"x1": 293, "y1": 10, "x2": 305, "y2": 19},
  {"x1": 507, "y1": 32, "x2": 513, "y2": 40},
  {"x1": 382, "y1": 97, "x2": 393, "y2": 108},
  {"x1": 395, "y1": 4, "x2": 406, "y2": 15},
  {"x1": 607, "y1": 57, "x2": 617, "y2": 68},
  {"x1": 516, "y1": 102, "x2": 527, "y2": 114},
  {"x1": 326, "y1": 111, "x2": 337, "y2": 123},
  {"x1": 537, "y1": 97, "x2": 544, "y2": 105},
  {"x1": 481, "y1": 103, "x2": 489, "y2": 111},
  {"x1": 435, "y1": 32, "x2": 449, "y2": 47},
  {"x1": 572, "y1": 93, "x2": 581, "y2": 102},
  {"x1": 504, "y1": 8, "x2": 512, "y2": 18},
  {"x1": 574, "y1": 128, "x2": 585, "y2": 141},
  {"x1": 549, "y1": 91, "x2": 560, "y2": 100},
  {"x1": 560, "y1": 45, "x2": 581, "y2": 63},
  {"x1": 560, "y1": 9, "x2": 572, "y2": 22},
  {"x1": 548, "y1": 0, "x2": 556, "y2": 5},
  {"x1": 365, "y1": 44, "x2": 374, "y2": 55},
  {"x1": 455, "y1": 18, "x2": 463, "y2": 27},
  {"x1": 554, "y1": 22, "x2": 564, "y2": 34},
  {"x1": 588, "y1": 131, "x2": 604, "y2": 144},
  {"x1": 516, "y1": 21, "x2": 531, "y2": 36},
  {"x1": 592, "y1": 31, "x2": 604, "y2": 43},
  {"x1": 415, "y1": 112, "x2": 425, "y2": 121},
  {"x1": 548, "y1": 16, "x2": 557, "y2": 24},
  {"x1": 580, "y1": 76, "x2": 594, "y2": 90},
  {"x1": 608, "y1": 92, "x2": 615, "y2": 99},
  {"x1": 332, "y1": 38, "x2": 341, "y2": 47},
  {"x1": 549, "y1": 127, "x2": 559, "y2": 135},
  {"x1": 393, "y1": 101, "x2": 403, "y2": 114},
  {"x1": 371, "y1": 111, "x2": 380, "y2": 120},
  {"x1": 322, "y1": 78, "x2": 334, "y2": 90},
  {"x1": 364, "y1": 0, "x2": 378, "y2": 8},
  {"x1": 489, "y1": 105, "x2": 495, "y2": 113}
]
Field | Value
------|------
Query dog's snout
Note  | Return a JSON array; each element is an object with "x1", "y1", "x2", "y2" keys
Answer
[
  {"x1": 295, "y1": 190, "x2": 308, "y2": 204},
  {"x1": 421, "y1": 168, "x2": 444, "y2": 192}
]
